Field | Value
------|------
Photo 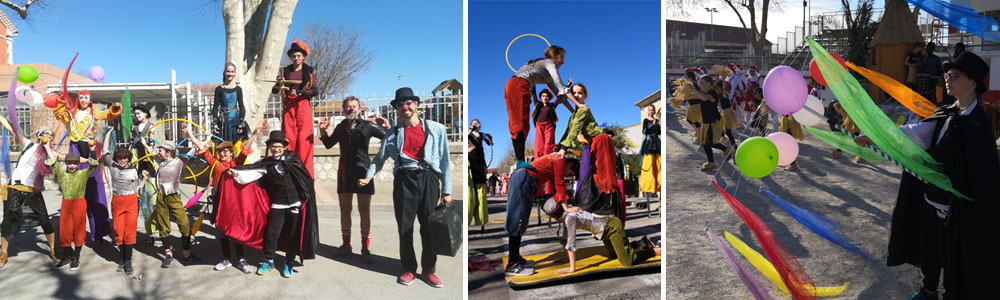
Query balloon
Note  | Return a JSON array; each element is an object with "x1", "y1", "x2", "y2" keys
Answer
[
  {"x1": 27, "y1": 91, "x2": 43, "y2": 106},
  {"x1": 791, "y1": 95, "x2": 825, "y2": 127},
  {"x1": 763, "y1": 66, "x2": 808, "y2": 115},
  {"x1": 735, "y1": 137, "x2": 779, "y2": 178},
  {"x1": 809, "y1": 53, "x2": 846, "y2": 86},
  {"x1": 89, "y1": 66, "x2": 105, "y2": 82},
  {"x1": 43, "y1": 93, "x2": 61, "y2": 108},
  {"x1": 766, "y1": 132, "x2": 799, "y2": 166},
  {"x1": 14, "y1": 86, "x2": 33, "y2": 103},
  {"x1": 17, "y1": 65, "x2": 38, "y2": 83}
]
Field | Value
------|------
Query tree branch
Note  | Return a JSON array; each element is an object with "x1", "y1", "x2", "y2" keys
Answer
[{"x1": 0, "y1": 0, "x2": 34, "y2": 19}]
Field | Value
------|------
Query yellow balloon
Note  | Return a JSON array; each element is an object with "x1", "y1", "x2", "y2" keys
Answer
[{"x1": 723, "y1": 231, "x2": 848, "y2": 297}]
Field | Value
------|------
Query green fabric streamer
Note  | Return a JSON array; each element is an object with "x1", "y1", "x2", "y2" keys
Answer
[
  {"x1": 120, "y1": 85, "x2": 132, "y2": 142},
  {"x1": 803, "y1": 126, "x2": 886, "y2": 163},
  {"x1": 805, "y1": 37, "x2": 968, "y2": 200}
]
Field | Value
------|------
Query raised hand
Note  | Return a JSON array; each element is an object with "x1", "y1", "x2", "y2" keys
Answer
[
  {"x1": 375, "y1": 116, "x2": 390, "y2": 130},
  {"x1": 318, "y1": 116, "x2": 331, "y2": 131}
]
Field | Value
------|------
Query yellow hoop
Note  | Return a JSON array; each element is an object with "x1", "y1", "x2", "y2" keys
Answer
[
  {"x1": 131, "y1": 153, "x2": 209, "y2": 179},
  {"x1": 506, "y1": 33, "x2": 551, "y2": 73}
]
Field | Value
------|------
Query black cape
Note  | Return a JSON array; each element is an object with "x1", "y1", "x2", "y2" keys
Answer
[
  {"x1": 233, "y1": 151, "x2": 319, "y2": 262},
  {"x1": 468, "y1": 131, "x2": 492, "y2": 184},
  {"x1": 886, "y1": 101, "x2": 1000, "y2": 299}
]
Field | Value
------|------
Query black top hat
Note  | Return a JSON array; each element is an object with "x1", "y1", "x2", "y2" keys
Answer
[
  {"x1": 265, "y1": 130, "x2": 289, "y2": 146},
  {"x1": 132, "y1": 104, "x2": 150, "y2": 116},
  {"x1": 537, "y1": 88, "x2": 553, "y2": 99},
  {"x1": 944, "y1": 52, "x2": 990, "y2": 94},
  {"x1": 390, "y1": 87, "x2": 421, "y2": 108}
]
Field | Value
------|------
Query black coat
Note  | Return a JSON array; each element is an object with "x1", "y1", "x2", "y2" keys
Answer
[
  {"x1": 886, "y1": 101, "x2": 1000, "y2": 299},
  {"x1": 234, "y1": 151, "x2": 319, "y2": 262},
  {"x1": 320, "y1": 118, "x2": 385, "y2": 171},
  {"x1": 468, "y1": 131, "x2": 492, "y2": 184}
]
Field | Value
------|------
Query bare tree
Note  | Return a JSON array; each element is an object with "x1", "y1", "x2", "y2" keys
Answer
[
  {"x1": 281, "y1": 22, "x2": 375, "y2": 97},
  {"x1": 222, "y1": 0, "x2": 299, "y2": 155},
  {"x1": 720, "y1": 0, "x2": 785, "y2": 56},
  {"x1": 0, "y1": 0, "x2": 37, "y2": 18}
]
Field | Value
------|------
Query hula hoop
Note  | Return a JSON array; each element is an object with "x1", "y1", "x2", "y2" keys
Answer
[
  {"x1": 132, "y1": 152, "x2": 201, "y2": 199},
  {"x1": 146, "y1": 118, "x2": 208, "y2": 139},
  {"x1": 506, "y1": 33, "x2": 551, "y2": 73},
  {"x1": 130, "y1": 136, "x2": 161, "y2": 168}
]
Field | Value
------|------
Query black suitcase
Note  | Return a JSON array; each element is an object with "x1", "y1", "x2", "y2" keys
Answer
[{"x1": 427, "y1": 200, "x2": 463, "y2": 257}]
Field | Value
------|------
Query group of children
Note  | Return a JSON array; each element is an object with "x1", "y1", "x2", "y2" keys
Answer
[{"x1": 499, "y1": 45, "x2": 661, "y2": 277}]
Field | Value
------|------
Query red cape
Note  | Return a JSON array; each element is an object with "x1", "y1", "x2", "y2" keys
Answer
[{"x1": 216, "y1": 175, "x2": 270, "y2": 250}]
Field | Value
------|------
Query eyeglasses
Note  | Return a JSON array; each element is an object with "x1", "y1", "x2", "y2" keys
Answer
[{"x1": 944, "y1": 72, "x2": 966, "y2": 81}]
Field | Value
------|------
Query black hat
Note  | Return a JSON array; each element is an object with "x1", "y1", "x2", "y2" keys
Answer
[
  {"x1": 65, "y1": 153, "x2": 81, "y2": 164},
  {"x1": 287, "y1": 40, "x2": 309, "y2": 57},
  {"x1": 390, "y1": 87, "x2": 420, "y2": 108},
  {"x1": 944, "y1": 52, "x2": 989, "y2": 94},
  {"x1": 132, "y1": 104, "x2": 150, "y2": 116},
  {"x1": 265, "y1": 130, "x2": 289, "y2": 146},
  {"x1": 537, "y1": 88, "x2": 553, "y2": 99}
]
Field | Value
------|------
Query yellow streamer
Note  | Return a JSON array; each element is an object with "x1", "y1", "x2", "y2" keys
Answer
[
  {"x1": 845, "y1": 62, "x2": 936, "y2": 118},
  {"x1": 723, "y1": 231, "x2": 849, "y2": 297}
]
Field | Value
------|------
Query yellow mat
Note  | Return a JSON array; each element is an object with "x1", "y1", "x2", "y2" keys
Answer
[
  {"x1": 503, "y1": 245, "x2": 661, "y2": 287},
  {"x1": 490, "y1": 214, "x2": 557, "y2": 224}
]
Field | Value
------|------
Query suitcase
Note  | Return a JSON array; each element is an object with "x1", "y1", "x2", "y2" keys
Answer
[{"x1": 427, "y1": 200, "x2": 463, "y2": 257}]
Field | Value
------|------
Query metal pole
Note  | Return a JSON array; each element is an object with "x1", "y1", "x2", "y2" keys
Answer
[{"x1": 171, "y1": 69, "x2": 177, "y2": 141}]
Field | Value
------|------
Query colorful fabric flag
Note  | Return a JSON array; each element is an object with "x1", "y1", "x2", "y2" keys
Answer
[
  {"x1": 760, "y1": 187, "x2": 874, "y2": 262},
  {"x1": 120, "y1": 85, "x2": 132, "y2": 142},
  {"x1": 803, "y1": 126, "x2": 885, "y2": 162},
  {"x1": 903, "y1": 0, "x2": 1000, "y2": 42},
  {"x1": 845, "y1": 62, "x2": 935, "y2": 118},
  {"x1": 706, "y1": 228, "x2": 782, "y2": 300},
  {"x1": 724, "y1": 231, "x2": 849, "y2": 297}
]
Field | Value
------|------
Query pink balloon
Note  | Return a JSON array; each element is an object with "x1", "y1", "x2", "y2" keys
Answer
[
  {"x1": 89, "y1": 66, "x2": 105, "y2": 82},
  {"x1": 766, "y1": 132, "x2": 799, "y2": 166},
  {"x1": 762, "y1": 66, "x2": 808, "y2": 115}
]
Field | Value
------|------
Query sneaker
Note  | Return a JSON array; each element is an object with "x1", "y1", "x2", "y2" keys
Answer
[
  {"x1": 907, "y1": 288, "x2": 937, "y2": 300},
  {"x1": 53, "y1": 257, "x2": 72, "y2": 269},
  {"x1": 0, "y1": 252, "x2": 6, "y2": 268},
  {"x1": 280, "y1": 263, "x2": 293, "y2": 278},
  {"x1": 214, "y1": 259, "x2": 232, "y2": 271},
  {"x1": 397, "y1": 271, "x2": 415, "y2": 285},
  {"x1": 335, "y1": 245, "x2": 352, "y2": 256},
  {"x1": 151, "y1": 237, "x2": 163, "y2": 248},
  {"x1": 69, "y1": 257, "x2": 80, "y2": 271},
  {"x1": 116, "y1": 263, "x2": 125, "y2": 272},
  {"x1": 237, "y1": 258, "x2": 253, "y2": 274},
  {"x1": 180, "y1": 254, "x2": 202, "y2": 264},
  {"x1": 256, "y1": 260, "x2": 274, "y2": 276},
  {"x1": 124, "y1": 261, "x2": 134, "y2": 275},
  {"x1": 700, "y1": 162, "x2": 718, "y2": 171},
  {"x1": 361, "y1": 248, "x2": 372, "y2": 263},
  {"x1": 422, "y1": 273, "x2": 443, "y2": 288},
  {"x1": 161, "y1": 255, "x2": 173, "y2": 269},
  {"x1": 515, "y1": 257, "x2": 536, "y2": 267},
  {"x1": 504, "y1": 261, "x2": 534, "y2": 276}
]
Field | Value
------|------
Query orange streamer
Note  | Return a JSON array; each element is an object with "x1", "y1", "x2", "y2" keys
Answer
[{"x1": 845, "y1": 62, "x2": 936, "y2": 118}]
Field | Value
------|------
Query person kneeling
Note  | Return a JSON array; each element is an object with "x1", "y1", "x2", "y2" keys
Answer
[{"x1": 542, "y1": 199, "x2": 660, "y2": 274}]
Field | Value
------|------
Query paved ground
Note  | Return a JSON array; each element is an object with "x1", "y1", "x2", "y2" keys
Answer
[
  {"x1": 663, "y1": 108, "x2": 928, "y2": 299},
  {"x1": 0, "y1": 181, "x2": 463, "y2": 300},
  {"x1": 467, "y1": 192, "x2": 661, "y2": 300}
]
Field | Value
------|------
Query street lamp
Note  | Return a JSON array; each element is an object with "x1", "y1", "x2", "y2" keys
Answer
[
  {"x1": 705, "y1": 7, "x2": 718, "y2": 43},
  {"x1": 397, "y1": 73, "x2": 405, "y2": 88}
]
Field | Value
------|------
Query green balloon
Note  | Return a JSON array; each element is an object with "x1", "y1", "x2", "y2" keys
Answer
[
  {"x1": 734, "y1": 137, "x2": 779, "y2": 178},
  {"x1": 17, "y1": 65, "x2": 38, "y2": 83}
]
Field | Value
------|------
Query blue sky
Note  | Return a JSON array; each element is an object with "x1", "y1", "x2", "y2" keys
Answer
[
  {"x1": 469, "y1": 0, "x2": 659, "y2": 168},
  {"x1": 8, "y1": 0, "x2": 461, "y2": 96}
]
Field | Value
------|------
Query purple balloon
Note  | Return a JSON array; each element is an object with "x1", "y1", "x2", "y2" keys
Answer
[
  {"x1": 89, "y1": 66, "x2": 105, "y2": 82},
  {"x1": 762, "y1": 66, "x2": 808, "y2": 115},
  {"x1": 766, "y1": 132, "x2": 799, "y2": 166}
]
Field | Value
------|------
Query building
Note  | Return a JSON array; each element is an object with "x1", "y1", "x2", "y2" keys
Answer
[
  {"x1": 665, "y1": 19, "x2": 773, "y2": 69},
  {"x1": 0, "y1": 9, "x2": 16, "y2": 65}
]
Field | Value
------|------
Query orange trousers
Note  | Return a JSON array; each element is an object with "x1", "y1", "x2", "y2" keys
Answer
[
  {"x1": 112, "y1": 194, "x2": 138, "y2": 245},
  {"x1": 505, "y1": 76, "x2": 532, "y2": 138},
  {"x1": 59, "y1": 198, "x2": 87, "y2": 247},
  {"x1": 283, "y1": 98, "x2": 315, "y2": 176}
]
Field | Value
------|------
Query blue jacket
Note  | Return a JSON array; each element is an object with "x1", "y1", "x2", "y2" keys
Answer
[{"x1": 367, "y1": 118, "x2": 452, "y2": 195}]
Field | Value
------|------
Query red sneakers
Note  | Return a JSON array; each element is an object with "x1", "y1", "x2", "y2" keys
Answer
[
  {"x1": 422, "y1": 273, "x2": 444, "y2": 288},
  {"x1": 397, "y1": 272, "x2": 415, "y2": 285}
]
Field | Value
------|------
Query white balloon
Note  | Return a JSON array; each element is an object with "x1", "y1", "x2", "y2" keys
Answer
[
  {"x1": 14, "y1": 86, "x2": 33, "y2": 103},
  {"x1": 792, "y1": 95, "x2": 826, "y2": 127},
  {"x1": 28, "y1": 90, "x2": 44, "y2": 106}
]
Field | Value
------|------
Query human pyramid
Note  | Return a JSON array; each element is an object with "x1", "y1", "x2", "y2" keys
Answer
[
  {"x1": 0, "y1": 40, "x2": 454, "y2": 287},
  {"x1": 494, "y1": 44, "x2": 661, "y2": 277}
]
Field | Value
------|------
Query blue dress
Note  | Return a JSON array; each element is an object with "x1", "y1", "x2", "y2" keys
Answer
[{"x1": 213, "y1": 85, "x2": 244, "y2": 142}]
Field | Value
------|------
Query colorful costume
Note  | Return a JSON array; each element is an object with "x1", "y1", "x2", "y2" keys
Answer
[
  {"x1": 46, "y1": 156, "x2": 98, "y2": 268},
  {"x1": 467, "y1": 130, "x2": 491, "y2": 225},
  {"x1": 639, "y1": 118, "x2": 660, "y2": 194},
  {"x1": 53, "y1": 90, "x2": 120, "y2": 243},
  {"x1": 531, "y1": 96, "x2": 558, "y2": 195},
  {"x1": 273, "y1": 40, "x2": 317, "y2": 177},
  {"x1": 506, "y1": 59, "x2": 570, "y2": 161},
  {"x1": 213, "y1": 85, "x2": 245, "y2": 142},
  {"x1": 200, "y1": 143, "x2": 252, "y2": 262}
]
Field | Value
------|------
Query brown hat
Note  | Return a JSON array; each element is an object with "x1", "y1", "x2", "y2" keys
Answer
[{"x1": 215, "y1": 141, "x2": 235, "y2": 152}]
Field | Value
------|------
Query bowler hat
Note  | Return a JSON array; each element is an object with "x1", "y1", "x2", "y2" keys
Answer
[
  {"x1": 265, "y1": 131, "x2": 289, "y2": 146},
  {"x1": 944, "y1": 52, "x2": 990, "y2": 94},
  {"x1": 390, "y1": 87, "x2": 421, "y2": 108}
]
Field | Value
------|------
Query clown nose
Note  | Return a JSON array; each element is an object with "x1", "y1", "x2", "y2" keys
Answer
[{"x1": 402, "y1": 105, "x2": 410, "y2": 111}]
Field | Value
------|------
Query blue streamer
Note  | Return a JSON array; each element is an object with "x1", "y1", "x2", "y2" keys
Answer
[
  {"x1": 760, "y1": 187, "x2": 874, "y2": 262},
  {"x1": 904, "y1": 0, "x2": 1000, "y2": 42},
  {"x1": 1, "y1": 128, "x2": 10, "y2": 177}
]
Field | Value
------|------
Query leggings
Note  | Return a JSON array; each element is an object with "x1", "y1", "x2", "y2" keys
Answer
[
  {"x1": 703, "y1": 144, "x2": 727, "y2": 163},
  {"x1": 219, "y1": 236, "x2": 246, "y2": 261}
]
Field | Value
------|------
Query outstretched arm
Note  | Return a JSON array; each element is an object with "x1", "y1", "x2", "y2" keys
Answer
[{"x1": 181, "y1": 124, "x2": 208, "y2": 153}]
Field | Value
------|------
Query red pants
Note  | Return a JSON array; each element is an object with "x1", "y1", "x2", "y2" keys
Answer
[
  {"x1": 59, "y1": 198, "x2": 87, "y2": 247},
  {"x1": 534, "y1": 121, "x2": 556, "y2": 196},
  {"x1": 505, "y1": 77, "x2": 531, "y2": 138},
  {"x1": 283, "y1": 98, "x2": 315, "y2": 176},
  {"x1": 112, "y1": 194, "x2": 138, "y2": 245}
]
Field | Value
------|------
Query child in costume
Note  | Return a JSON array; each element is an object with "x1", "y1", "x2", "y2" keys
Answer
[
  {"x1": 272, "y1": 40, "x2": 317, "y2": 176},
  {"x1": 542, "y1": 199, "x2": 660, "y2": 274},
  {"x1": 531, "y1": 88, "x2": 569, "y2": 196},
  {"x1": 214, "y1": 62, "x2": 246, "y2": 142},
  {"x1": 141, "y1": 140, "x2": 200, "y2": 267},
  {"x1": 53, "y1": 90, "x2": 120, "y2": 244},
  {"x1": 47, "y1": 149, "x2": 99, "y2": 271},
  {"x1": 101, "y1": 130, "x2": 148, "y2": 275},
  {"x1": 692, "y1": 76, "x2": 731, "y2": 171},
  {"x1": 0, "y1": 124, "x2": 57, "y2": 268},
  {"x1": 749, "y1": 87, "x2": 770, "y2": 136},
  {"x1": 505, "y1": 45, "x2": 583, "y2": 162},
  {"x1": 715, "y1": 74, "x2": 739, "y2": 146},
  {"x1": 183, "y1": 121, "x2": 265, "y2": 273},
  {"x1": 129, "y1": 104, "x2": 160, "y2": 243},
  {"x1": 668, "y1": 70, "x2": 701, "y2": 142}
]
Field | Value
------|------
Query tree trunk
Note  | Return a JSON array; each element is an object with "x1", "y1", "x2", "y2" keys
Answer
[{"x1": 222, "y1": 0, "x2": 299, "y2": 159}]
